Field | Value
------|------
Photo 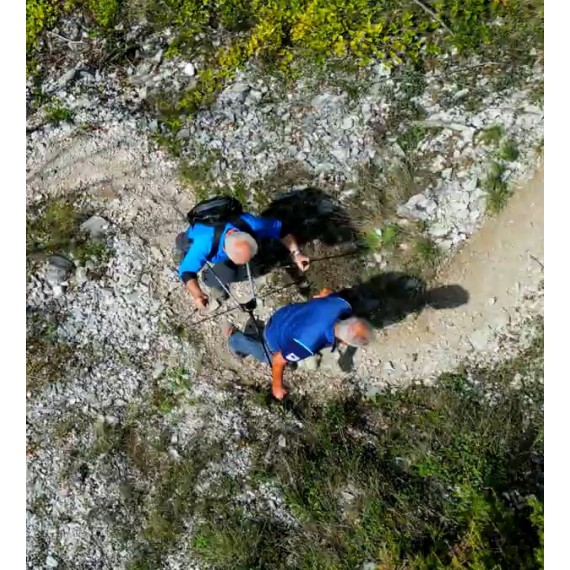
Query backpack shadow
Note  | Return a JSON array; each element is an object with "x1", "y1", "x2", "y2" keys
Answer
[
  {"x1": 335, "y1": 272, "x2": 470, "y2": 372},
  {"x1": 338, "y1": 271, "x2": 470, "y2": 328}
]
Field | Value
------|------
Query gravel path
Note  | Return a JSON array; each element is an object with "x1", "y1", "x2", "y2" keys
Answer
[{"x1": 353, "y1": 167, "x2": 544, "y2": 393}]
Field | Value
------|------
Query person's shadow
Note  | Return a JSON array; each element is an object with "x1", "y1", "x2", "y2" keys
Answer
[
  {"x1": 335, "y1": 272, "x2": 470, "y2": 372},
  {"x1": 257, "y1": 187, "x2": 364, "y2": 295}
]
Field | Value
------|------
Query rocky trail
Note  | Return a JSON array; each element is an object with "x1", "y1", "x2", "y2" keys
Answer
[
  {"x1": 26, "y1": 120, "x2": 543, "y2": 400},
  {"x1": 200, "y1": 166, "x2": 544, "y2": 400},
  {"x1": 354, "y1": 166, "x2": 544, "y2": 390},
  {"x1": 25, "y1": 2, "x2": 546, "y2": 565},
  {"x1": 26, "y1": 36, "x2": 544, "y2": 566}
]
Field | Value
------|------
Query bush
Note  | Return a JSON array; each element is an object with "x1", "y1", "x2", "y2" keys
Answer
[
  {"x1": 26, "y1": 0, "x2": 60, "y2": 70},
  {"x1": 85, "y1": 0, "x2": 121, "y2": 28},
  {"x1": 155, "y1": 0, "x2": 540, "y2": 123},
  {"x1": 27, "y1": 0, "x2": 543, "y2": 114},
  {"x1": 26, "y1": 0, "x2": 121, "y2": 73}
]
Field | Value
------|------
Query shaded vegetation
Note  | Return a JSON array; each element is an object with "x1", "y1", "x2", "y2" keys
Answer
[
  {"x1": 28, "y1": 0, "x2": 543, "y2": 118},
  {"x1": 193, "y1": 328, "x2": 543, "y2": 568},
  {"x1": 26, "y1": 196, "x2": 112, "y2": 266},
  {"x1": 119, "y1": 324, "x2": 543, "y2": 569},
  {"x1": 26, "y1": 310, "x2": 80, "y2": 393}
]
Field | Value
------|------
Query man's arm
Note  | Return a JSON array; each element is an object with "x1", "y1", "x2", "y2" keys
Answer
[
  {"x1": 271, "y1": 352, "x2": 288, "y2": 400},
  {"x1": 281, "y1": 233, "x2": 310, "y2": 272},
  {"x1": 179, "y1": 241, "x2": 209, "y2": 308},
  {"x1": 184, "y1": 277, "x2": 208, "y2": 309},
  {"x1": 241, "y1": 213, "x2": 310, "y2": 271},
  {"x1": 313, "y1": 288, "x2": 333, "y2": 299}
]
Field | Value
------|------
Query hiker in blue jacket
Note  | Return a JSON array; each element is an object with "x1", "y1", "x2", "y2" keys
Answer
[
  {"x1": 178, "y1": 197, "x2": 310, "y2": 309},
  {"x1": 226, "y1": 288, "x2": 373, "y2": 400}
]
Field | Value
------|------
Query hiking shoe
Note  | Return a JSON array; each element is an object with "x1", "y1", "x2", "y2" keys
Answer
[
  {"x1": 222, "y1": 321, "x2": 245, "y2": 360},
  {"x1": 223, "y1": 322, "x2": 237, "y2": 337}
]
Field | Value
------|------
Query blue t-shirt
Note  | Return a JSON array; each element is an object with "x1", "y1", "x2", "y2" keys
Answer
[
  {"x1": 265, "y1": 295, "x2": 353, "y2": 362},
  {"x1": 178, "y1": 213, "x2": 282, "y2": 280}
]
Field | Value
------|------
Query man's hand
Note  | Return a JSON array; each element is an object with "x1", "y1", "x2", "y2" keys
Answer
[
  {"x1": 193, "y1": 293, "x2": 209, "y2": 310},
  {"x1": 281, "y1": 234, "x2": 310, "y2": 272},
  {"x1": 186, "y1": 278, "x2": 208, "y2": 309},
  {"x1": 272, "y1": 385, "x2": 288, "y2": 400},
  {"x1": 293, "y1": 251, "x2": 310, "y2": 272}
]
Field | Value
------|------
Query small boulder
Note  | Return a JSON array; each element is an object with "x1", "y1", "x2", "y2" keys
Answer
[
  {"x1": 298, "y1": 355, "x2": 321, "y2": 371},
  {"x1": 45, "y1": 254, "x2": 74, "y2": 286},
  {"x1": 80, "y1": 215, "x2": 109, "y2": 239},
  {"x1": 182, "y1": 62, "x2": 196, "y2": 77}
]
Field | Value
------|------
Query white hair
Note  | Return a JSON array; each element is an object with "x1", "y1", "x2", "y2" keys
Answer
[
  {"x1": 224, "y1": 231, "x2": 259, "y2": 258},
  {"x1": 335, "y1": 317, "x2": 374, "y2": 347}
]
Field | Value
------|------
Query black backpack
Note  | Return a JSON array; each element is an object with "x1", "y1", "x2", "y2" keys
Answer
[{"x1": 182, "y1": 196, "x2": 255, "y2": 259}]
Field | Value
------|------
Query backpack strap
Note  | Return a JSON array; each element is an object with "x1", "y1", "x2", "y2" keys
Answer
[{"x1": 207, "y1": 215, "x2": 255, "y2": 260}]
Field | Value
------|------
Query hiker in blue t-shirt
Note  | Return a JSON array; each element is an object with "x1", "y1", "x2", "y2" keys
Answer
[
  {"x1": 226, "y1": 289, "x2": 373, "y2": 400},
  {"x1": 178, "y1": 197, "x2": 310, "y2": 309}
]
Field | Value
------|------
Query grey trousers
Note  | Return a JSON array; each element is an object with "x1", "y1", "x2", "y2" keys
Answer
[{"x1": 201, "y1": 260, "x2": 250, "y2": 295}]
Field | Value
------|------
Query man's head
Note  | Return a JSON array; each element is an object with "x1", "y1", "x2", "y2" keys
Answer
[
  {"x1": 224, "y1": 231, "x2": 259, "y2": 265},
  {"x1": 334, "y1": 317, "x2": 374, "y2": 348}
]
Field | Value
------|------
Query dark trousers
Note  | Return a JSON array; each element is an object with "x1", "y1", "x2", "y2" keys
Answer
[{"x1": 202, "y1": 260, "x2": 249, "y2": 294}]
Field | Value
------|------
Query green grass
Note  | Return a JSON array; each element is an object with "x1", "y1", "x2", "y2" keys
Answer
[
  {"x1": 406, "y1": 235, "x2": 441, "y2": 278},
  {"x1": 380, "y1": 223, "x2": 400, "y2": 249},
  {"x1": 45, "y1": 320, "x2": 542, "y2": 569},
  {"x1": 26, "y1": 312, "x2": 79, "y2": 394},
  {"x1": 26, "y1": 197, "x2": 112, "y2": 266},
  {"x1": 500, "y1": 139, "x2": 520, "y2": 162},
  {"x1": 396, "y1": 124, "x2": 428, "y2": 154},
  {"x1": 177, "y1": 149, "x2": 227, "y2": 202},
  {"x1": 152, "y1": 132, "x2": 184, "y2": 157},
  {"x1": 185, "y1": 326, "x2": 544, "y2": 569},
  {"x1": 478, "y1": 138, "x2": 520, "y2": 213},
  {"x1": 45, "y1": 102, "x2": 74, "y2": 125},
  {"x1": 399, "y1": 67, "x2": 428, "y2": 99},
  {"x1": 127, "y1": 441, "x2": 226, "y2": 569},
  {"x1": 484, "y1": 162, "x2": 511, "y2": 214},
  {"x1": 362, "y1": 230, "x2": 382, "y2": 252},
  {"x1": 479, "y1": 125, "x2": 504, "y2": 145},
  {"x1": 224, "y1": 175, "x2": 248, "y2": 204},
  {"x1": 152, "y1": 367, "x2": 193, "y2": 414},
  {"x1": 530, "y1": 80, "x2": 544, "y2": 106}
]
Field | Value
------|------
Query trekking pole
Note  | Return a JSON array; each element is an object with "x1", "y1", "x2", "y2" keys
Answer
[
  {"x1": 245, "y1": 307, "x2": 273, "y2": 366},
  {"x1": 205, "y1": 262, "x2": 272, "y2": 366},
  {"x1": 204, "y1": 261, "x2": 247, "y2": 311},
  {"x1": 278, "y1": 247, "x2": 365, "y2": 270},
  {"x1": 245, "y1": 261, "x2": 257, "y2": 301},
  {"x1": 187, "y1": 278, "x2": 303, "y2": 325}
]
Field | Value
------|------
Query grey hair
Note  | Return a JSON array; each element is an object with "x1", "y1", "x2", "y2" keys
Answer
[
  {"x1": 224, "y1": 231, "x2": 259, "y2": 258},
  {"x1": 335, "y1": 317, "x2": 374, "y2": 347}
]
